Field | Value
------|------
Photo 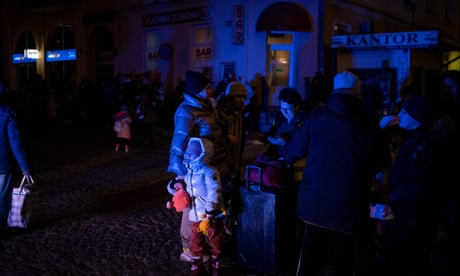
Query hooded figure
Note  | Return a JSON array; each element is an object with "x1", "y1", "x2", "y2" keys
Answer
[
  {"x1": 182, "y1": 137, "x2": 223, "y2": 222},
  {"x1": 181, "y1": 137, "x2": 225, "y2": 273}
]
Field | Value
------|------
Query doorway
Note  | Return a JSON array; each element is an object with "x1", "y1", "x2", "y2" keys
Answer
[{"x1": 266, "y1": 32, "x2": 293, "y2": 108}]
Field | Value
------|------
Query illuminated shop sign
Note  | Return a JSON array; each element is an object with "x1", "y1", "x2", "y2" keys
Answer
[
  {"x1": 142, "y1": 7, "x2": 212, "y2": 27},
  {"x1": 11, "y1": 53, "x2": 37, "y2": 64},
  {"x1": 195, "y1": 47, "x2": 212, "y2": 57},
  {"x1": 24, "y1": 49, "x2": 39, "y2": 59},
  {"x1": 232, "y1": 5, "x2": 244, "y2": 45},
  {"x1": 46, "y1": 49, "x2": 77, "y2": 62},
  {"x1": 332, "y1": 30, "x2": 439, "y2": 49}
]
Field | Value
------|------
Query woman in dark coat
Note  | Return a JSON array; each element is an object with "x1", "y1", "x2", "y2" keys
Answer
[{"x1": 0, "y1": 81, "x2": 33, "y2": 229}]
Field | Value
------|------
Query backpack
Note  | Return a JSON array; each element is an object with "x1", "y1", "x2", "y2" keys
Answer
[{"x1": 113, "y1": 120, "x2": 122, "y2": 132}]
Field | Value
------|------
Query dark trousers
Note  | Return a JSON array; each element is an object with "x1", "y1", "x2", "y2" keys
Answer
[
  {"x1": 297, "y1": 223, "x2": 355, "y2": 276},
  {"x1": 0, "y1": 173, "x2": 13, "y2": 227}
]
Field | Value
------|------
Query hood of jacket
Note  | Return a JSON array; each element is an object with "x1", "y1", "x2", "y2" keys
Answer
[
  {"x1": 183, "y1": 137, "x2": 214, "y2": 171},
  {"x1": 182, "y1": 93, "x2": 213, "y2": 111}
]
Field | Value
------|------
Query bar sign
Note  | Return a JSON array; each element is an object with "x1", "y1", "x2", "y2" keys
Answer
[{"x1": 232, "y1": 5, "x2": 244, "y2": 45}]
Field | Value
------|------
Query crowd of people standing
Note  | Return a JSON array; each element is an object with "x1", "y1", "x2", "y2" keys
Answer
[
  {"x1": 1, "y1": 65, "x2": 459, "y2": 275},
  {"x1": 165, "y1": 68, "x2": 459, "y2": 276}
]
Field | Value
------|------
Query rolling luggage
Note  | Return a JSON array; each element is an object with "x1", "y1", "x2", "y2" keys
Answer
[{"x1": 233, "y1": 164, "x2": 298, "y2": 274}]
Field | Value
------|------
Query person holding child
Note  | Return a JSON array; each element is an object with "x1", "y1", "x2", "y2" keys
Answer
[{"x1": 167, "y1": 70, "x2": 229, "y2": 263}]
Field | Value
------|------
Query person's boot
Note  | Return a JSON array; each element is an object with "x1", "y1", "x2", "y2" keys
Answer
[
  {"x1": 190, "y1": 258, "x2": 205, "y2": 276},
  {"x1": 114, "y1": 144, "x2": 120, "y2": 152},
  {"x1": 211, "y1": 256, "x2": 220, "y2": 276},
  {"x1": 180, "y1": 247, "x2": 193, "y2": 262},
  {"x1": 124, "y1": 145, "x2": 129, "y2": 152}
]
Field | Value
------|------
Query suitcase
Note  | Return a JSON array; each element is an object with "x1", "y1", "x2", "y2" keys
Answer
[{"x1": 233, "y1": 164, "x2": 298, "y2": 274}]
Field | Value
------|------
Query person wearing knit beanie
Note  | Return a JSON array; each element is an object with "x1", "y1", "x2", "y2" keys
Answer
[
  {"x1": 225, "y1": 81, "x2": 247, "y2": 98},
  {"x1": 185, "y1": 70, "x2": 211, "y2": 96}
]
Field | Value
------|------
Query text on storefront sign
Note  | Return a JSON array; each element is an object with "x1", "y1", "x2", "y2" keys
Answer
[
  {"x1": 232, "y1": 5, "x2": 244, "y2": 45},
  {"x1": 143, "y1": 7, "x2": 212, "y2": 27},
  {"x1": 331, "y1": 30, "x2": 439, "y2": 49},
  {"x1": 195, "y1": 47, "x2": 212, "y2": 58}
]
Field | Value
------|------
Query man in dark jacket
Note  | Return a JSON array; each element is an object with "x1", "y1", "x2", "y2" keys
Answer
[
  {"x1": 385, "y1": 95, "x2": 441, "y2": 275},
  {"x1": 296, "y1": 71, "x2": 383, "y2": 276},
  {"x1": 0, "y1": 81, "x2": 33, "y2": 229}
]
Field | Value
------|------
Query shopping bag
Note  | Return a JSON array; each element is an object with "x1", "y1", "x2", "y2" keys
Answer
[
  {"x1": 246, "y1": 153, "x2": 290, "y2": 188},
  {"x1": 7, "y1": 176, "x2": 39, "y2": 228}
]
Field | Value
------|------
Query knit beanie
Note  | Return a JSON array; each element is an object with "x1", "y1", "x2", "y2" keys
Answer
[
  {"x1": 185, "y1": 70, "x2": 210, "y2": 95},
  {"x1": 225, "y1": 81, "x2": 247, "y2": 97},
  {"x1": 333, "y1": 71, "x2": 361, "y2": 97},
  {"x1": 401, "y1": 95, "x2": 431, "y2": 124}
]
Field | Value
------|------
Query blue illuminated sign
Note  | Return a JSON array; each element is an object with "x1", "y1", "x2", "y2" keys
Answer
[
  {"x1": 11, "y1": 53, "x2": 37, "y2": 64},
  {"x1": 46, "y1": 49, "x2": 77, "y2": 62}
]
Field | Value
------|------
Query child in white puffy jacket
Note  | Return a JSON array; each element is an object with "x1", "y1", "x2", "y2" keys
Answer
[{"x1": 181, "y1": 137, "x2": 225, "y2": 275}]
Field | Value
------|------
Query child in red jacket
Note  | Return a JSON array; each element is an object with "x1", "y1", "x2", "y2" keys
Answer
[{"x1": 113, "y1": 106, "x2": 132, "y2": 152}]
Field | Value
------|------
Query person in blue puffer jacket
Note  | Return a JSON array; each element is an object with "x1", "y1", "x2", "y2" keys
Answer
[
  {"x1": 0, "y1": 81, "x2": 33, "y2": 229},
  {"x1": 167, "y1": 70, "x2": 228, "y2": 263}
]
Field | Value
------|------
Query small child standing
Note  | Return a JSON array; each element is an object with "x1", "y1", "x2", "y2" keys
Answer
[
  {"x1": 179, "y1": 137, "x2": 225, "y2": 275},
  {"x1": 113, "y1": 105, "x2": 132, "y2": 152}
]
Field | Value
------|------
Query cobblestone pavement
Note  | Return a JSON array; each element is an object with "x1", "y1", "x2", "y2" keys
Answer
[{"x1": 0, "y1": 124, "x2": 267, "y2": 276}]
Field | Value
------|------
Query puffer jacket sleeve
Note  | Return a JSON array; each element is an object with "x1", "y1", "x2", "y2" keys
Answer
[
  {"x1": 168, "y1": 104, "x2": 196, "y2": 176},
  {"x1": 203, "y1": 167, "x2": 223, "y2": 214},
  {"x1": 6, "y1": 107, "x2": 30, "y2": 174}
]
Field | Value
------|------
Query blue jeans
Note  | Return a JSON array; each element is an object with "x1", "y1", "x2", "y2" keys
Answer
[{"x1": 0, "y1": 173, "x2": 13, "y2": 227}]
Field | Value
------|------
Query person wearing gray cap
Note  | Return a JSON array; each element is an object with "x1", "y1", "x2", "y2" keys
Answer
[
  {"x1": 0, "y1": 81, "x2": 34, "y2": 230},
  {"x1": 295, "y1": 71, "x2": 385, "y2": 276}
]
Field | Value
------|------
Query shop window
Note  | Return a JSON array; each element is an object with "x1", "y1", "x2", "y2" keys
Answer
[
  {"x1": 193, "y1": 26, "x2": 213, "y2": 73},
  {"x1": 47, "y1": 25, "x2": 76, "y2": 90},
  {"x1": 48, "y1": 25, "x2": 75, "y2": 50},
  {"x1": 145, "y1": 31, "x2": 161, "y2": 72},
  {"x1": 333, "y1": 21, "x2": 351, "y2": 35},
  {"x1": 195, "y1": 27, "x2": 212, "y2": 44},
  {"x1": 268, "y1": 32, "x2": 292, "y2": 45},
  {"x1": 15, "y1": 30, "x2": 37, "y2": 89}
]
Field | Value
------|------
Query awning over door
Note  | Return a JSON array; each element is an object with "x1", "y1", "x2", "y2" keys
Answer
[{"x1": 256, "y1": 1, "x2": 312, "y2": 32}]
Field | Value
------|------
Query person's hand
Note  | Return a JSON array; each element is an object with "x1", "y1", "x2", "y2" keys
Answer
[
  {"x1": 208, "y1": 97, "x2": 217, "y2": 108},
  {"x1": 24, "y1": 175, "x2": 34, "y2": 185},
  {"x1": 267, "y1": 136, "x2": 286, "y2": 146},
  {"x1": 174, "y1": 175, "x2": 185, "y2": 190},
  {"x1": 379, "y1": 115, "x2": 399, "y2": 129}
]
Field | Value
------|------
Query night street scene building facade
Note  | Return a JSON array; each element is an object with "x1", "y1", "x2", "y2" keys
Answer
[
  {"x1": 1, "y1": 0, "x2": 459, "y2": 118},
  {"x1": 1, "y1": 0, "x2": 460, "y2": 275}
]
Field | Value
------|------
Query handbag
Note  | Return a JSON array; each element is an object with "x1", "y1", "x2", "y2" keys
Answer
[
  {"x1": 7, "y1": 175, "x2": 39, "y2": 228},
  {"x1": 246, "y1": 152, "x2": 290, "y2": 188}
]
